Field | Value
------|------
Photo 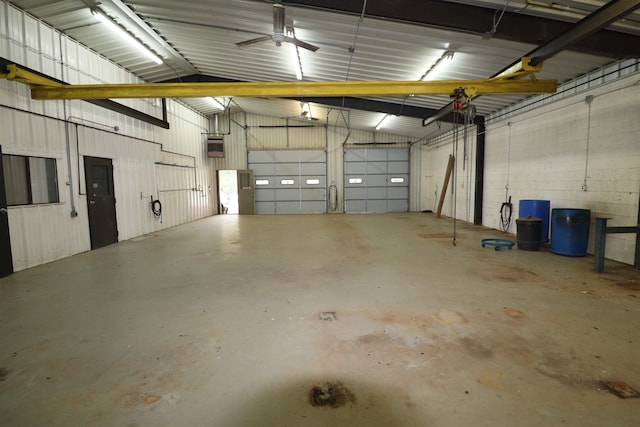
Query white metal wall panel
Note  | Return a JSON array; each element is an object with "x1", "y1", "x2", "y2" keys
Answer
[
  {"x1": 344, "y1": 147, "x2": 409, "y2": 213},
  {"x1": 420, "y1": 125, "x2": 477, "y2": 221},
  {"x1": 0, "y1": 4, "x2": 214, "y2": 271},
  {"x1": 248, "y1": 150, "x2": 326, "y2": 214},
  {"x1": 245, "y1": 114, "x2": 325, "y2": 151}
]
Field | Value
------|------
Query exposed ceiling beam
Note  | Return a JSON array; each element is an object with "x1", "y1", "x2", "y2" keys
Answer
[
  {"x1": 278, "y1": 0, "x2": 640, "y2": 59},
  {"x1": 290, "y1": 97, "x2": 442, "y2": 119},
  {"x1": 529, "y1": 0, "x2": 640, "y2": 65},
  {"x1": 25, "y1": 79, "x2": 557, "y2": 100},
  {"x1": 160, "y1": 74, "x2": 447, "y2": 119},
  {"x1": 423, "y1": 0, "x2": 640, "y2": 127},
  {"x1": 0, "y1": 58, "x2": 170, "y2": 129}
]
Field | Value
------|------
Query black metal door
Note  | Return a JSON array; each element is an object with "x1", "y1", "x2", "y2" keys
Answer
[
  {"x1": 84, "y1": 156, "x2": 118, "y2": 249},
  {"x1": 0, "y1": 146, "x2": 14, "y2": 277}
]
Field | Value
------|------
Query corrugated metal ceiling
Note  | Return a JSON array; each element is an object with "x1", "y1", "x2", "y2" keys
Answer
[{"x1": 6, "y1": 0, "x2": 640, "y2": 138}]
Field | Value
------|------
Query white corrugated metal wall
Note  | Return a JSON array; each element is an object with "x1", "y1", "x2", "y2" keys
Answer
[
  {"x1": 1, "y1": 2, "x2": 214, "y2": 271},
  {"x1": 418, "y1": 59, "x2": 640, "y2": 265},
  {"x1": 483, "y1": 61, "x2": 640, "y2": 265},
  {"x1": 419, "y1": 126, "x2": 478, "y2": 221}
]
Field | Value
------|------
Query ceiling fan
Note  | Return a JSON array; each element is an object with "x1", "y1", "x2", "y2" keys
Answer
[{"x1": 235, "y1": 3, "x2": 319, "y2": 52}]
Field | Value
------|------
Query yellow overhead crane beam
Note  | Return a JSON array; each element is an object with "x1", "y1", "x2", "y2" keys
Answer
[{"x1": 2, "y1": 60, "x2": 557, "y2": 101}]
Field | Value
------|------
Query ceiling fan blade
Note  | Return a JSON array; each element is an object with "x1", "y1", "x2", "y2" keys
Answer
[
  {"x1": 283, "y1": 36, "x2": 319, "y2": 52},
  {"x1": 273, "y1": 3, "x2": 285, "y2": 35},
  {"x1": 236, "y1": 35, "x2": 272, "y2": 47}
]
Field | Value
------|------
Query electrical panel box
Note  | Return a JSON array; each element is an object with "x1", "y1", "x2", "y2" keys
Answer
[{"x1": 207, "y1": 136, "x2": 224, "y2": 158}]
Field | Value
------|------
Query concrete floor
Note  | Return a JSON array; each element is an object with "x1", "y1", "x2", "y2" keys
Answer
[{"x1": 1, "y1": 213, "x2": 639, "y2": 426}]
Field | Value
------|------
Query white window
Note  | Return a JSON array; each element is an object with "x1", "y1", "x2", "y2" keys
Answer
[
  {"x1": 390, "y1": 177, "x2": 405, "y2": 183},
  {"x1": 281, "y1": 179, "x2": 295, "y2": 185},
  {"x1": 2, "y1": 154, "x2": 59, "y2": 206},
  {"x1": 255, "y1": 179, "x2": 270, "y2": 185},
  {"x1": 306, "y1": 179, "x2": 320, "y2": 185},
  {"x1": 348, "y1": 178, "x2": 363, "y2": 184}
]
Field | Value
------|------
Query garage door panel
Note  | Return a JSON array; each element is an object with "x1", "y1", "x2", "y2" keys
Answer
[
  {"x1": 388, "y1": 162, "x2": 409, "y2": 174},
  {"x1": 275, "y1": 178, "x2": 297, "y2": 188},
  {"x1": 276, "y1": 201, "x2": 303, "y2": 214},
  {"x1": 274, "y1": 189, "x2": 300, "y2": 200},
  {"x1": 344, "y1": 148, "x2": 409, "y2": 213},
  {"x1": 345, "y1": 200, "x2": 366, "y2": 212},
  {"x1": 249, "y1": 151, "x2": 276, "y2": 163},
  {"x1": 251, "y1": 164, "x2": 275, "y2": 175},
  {"x1": 366, "y1": 200, "x2": 389, "y2": 212},
  {"x1": 367, "y1": 187, "x2": 388, "y2": 200},
  {"x1": 300, "y1": 163, "x2": 325, "y2": 175},
  {"x1": 300, "y1": 189, "x2": 325, "y2": 200},
  {"x1": 345, "y1": 150, "x2": 366, "y2": 162},
  {"x1": 388, "y1": 149, "x2": 409, "y2": 161},
  {"x1": 366, "y1": 150, "x2": 388, "y2": 161},
  {"x1": 256, "y1": 201, "x2": 276, "y2": 214},
  {"x1": 388, "y1": 175, "x2": 408, "y2": 184},
  {"x1": 366, "y1": 175, "x2": 390, "y2": 187},
  {"x1": 249, "y1": 150, "x2": 326, "y2": 214},
  {"x1": 344, "y1": 162, "x2": 366, "y2": 174},
  {"x1": 274, "y1": 151, "x2": 301, "y2": 162},
  {"x1": 299, "y1": 151, "x2": 325, "y2": 163},
  {"x1": 345, "y1": 187, "x2": 367, "y2": 199},
  {"x1": 301, "y1": 176, "x2": 325, "y2": 187},
  {"x1": 274, "y1": 163, "x2": 299, "y2": 175},
  {"x1": 301, "y1": 201, "x2": 326, "y2": 213},
  {"x1": 388, "y1": 200, "x2": 409, "y2": 212},
  {"x1": 366, "y1": 162, "x2": 387, "y2": 174},
  {"x1": 255, "y1": 189, "x2": 276, "y2": 202},
  {"x1": 388, "y1": 187, "x2": 409, "y2": 199},
  {"x1": 345, "y1": 175, "x2": 366, "y2": 185}
]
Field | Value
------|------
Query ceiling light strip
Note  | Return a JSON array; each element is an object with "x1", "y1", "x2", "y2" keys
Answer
[
  {"x1": 421, "y1": 51, "x2": 454, "y2": 81},
  {"x1": 206, "y1": 97, "x2": 226, "y2": 110},
  {"x1": 375, "y1": 113, "x2": 394, "y2": 131},
  {"x1": 92, "y1": 10, "x2": 163, "y2": 65}
]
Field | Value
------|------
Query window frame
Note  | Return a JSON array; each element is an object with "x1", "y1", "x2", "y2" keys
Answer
[{"x1": 2, "y1": 154, "x2": 60, "y2": 206}]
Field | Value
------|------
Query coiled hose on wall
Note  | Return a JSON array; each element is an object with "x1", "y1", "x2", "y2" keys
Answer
[
  {"x1": 329, "y1": 182, "x2": 338, "y2": 212},
  {"x1": 500, "y1": 195, "x2": 512, "y2": 232},
  {"x1": 150, "y1": 196, "x2": 162, "y2": 220}
]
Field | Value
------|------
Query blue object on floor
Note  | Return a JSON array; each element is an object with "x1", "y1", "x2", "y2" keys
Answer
[{"x1": 481, "y1": 238, "x2": 515, "y2": 251}]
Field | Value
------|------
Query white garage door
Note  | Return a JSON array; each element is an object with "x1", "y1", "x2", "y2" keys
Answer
[
  {"x1": 248, "y1": 150, "x2": 326, "y2": 214},
  {"x1": 344, "y1": 148, "x2": 409, "y2": 213}
]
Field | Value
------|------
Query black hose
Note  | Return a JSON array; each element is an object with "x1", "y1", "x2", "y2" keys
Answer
[
  {"x1": 500, "y1": 196, "x2": 512, "y2": 232},
  {"x1": 150, "y1": 196, "x2": 162, "y2": 219}
]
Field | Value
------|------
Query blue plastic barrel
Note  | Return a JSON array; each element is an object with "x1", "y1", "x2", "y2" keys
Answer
[
  {"x1": 519, "y1": 199, "x2": 550, "y2": 243},
  {"x1": 550, "y1": 208, "x2": 591, "y2": 256}
]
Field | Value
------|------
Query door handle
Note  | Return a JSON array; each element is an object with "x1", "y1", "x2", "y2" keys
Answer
[
  {"x1": 0, "y1": 207, "x2": 7, "y2": 214},
  {"x1": 89, "y1": 201, "x2": 96, "y2": 204}
]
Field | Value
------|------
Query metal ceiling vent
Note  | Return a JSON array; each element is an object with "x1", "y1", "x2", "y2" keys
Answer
[{"x1": 207, "y1": 136, "x2": 224, "y2": 158}]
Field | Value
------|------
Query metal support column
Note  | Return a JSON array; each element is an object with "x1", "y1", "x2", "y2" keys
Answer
[{"x1": 594, "y1": 218, "x2": 608, "y2": 273}]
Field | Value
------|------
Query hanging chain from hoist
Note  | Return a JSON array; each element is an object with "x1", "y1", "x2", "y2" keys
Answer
[
  {"x1": 450, "y1": 88, "x2": 474, "y2": 247},
  {"x1": 451, "y1": 88, "x2": 463, "y2": 246}
]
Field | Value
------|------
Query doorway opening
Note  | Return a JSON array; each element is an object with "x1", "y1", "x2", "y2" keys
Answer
[
  {"x1": 218, "y1": 170, "x2": 239, "y2": 214},
  {"x1": 217, "y1": 169, "x2": 255, "y2": 215}
]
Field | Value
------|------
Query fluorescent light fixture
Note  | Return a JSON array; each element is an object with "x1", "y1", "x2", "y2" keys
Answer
[
  {"x1": 206, "y1": 97, "x2": 226, "y2": 110},
  {"x1": 375, "y1": 114, "x2": 395, "y2": 131},
  {"x1": 288, "y1": 31, "x2": 303, "y2": 80},
  {"x1": 421, "y1": 50, "x2": 454, "y2": 81},
  {"x1": 92, "y1": 10, "x2": 163, "y2": 65}
]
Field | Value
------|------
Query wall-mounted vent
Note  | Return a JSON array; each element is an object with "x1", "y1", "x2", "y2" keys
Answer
[{"x1": 207, "y1": 136, "x2": 224, "y2": 158}]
